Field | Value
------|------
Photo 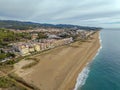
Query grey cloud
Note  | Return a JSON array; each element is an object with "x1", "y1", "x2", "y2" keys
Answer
[{"x1": 0, "y1": 0, "x2": 120, "y2": 28}]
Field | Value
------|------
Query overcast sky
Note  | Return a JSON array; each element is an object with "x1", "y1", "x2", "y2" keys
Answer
[{"x1": 0, "y1": 0, "x2": 120, "y2": 28}]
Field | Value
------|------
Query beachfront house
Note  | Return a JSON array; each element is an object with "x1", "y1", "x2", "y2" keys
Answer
[{"x1": 34, "y1": 44, "x2": 41, "y2": 52}]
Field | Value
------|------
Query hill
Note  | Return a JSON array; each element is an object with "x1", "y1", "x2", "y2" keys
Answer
[{"x1": 0, "y1": 20, "x2": 102, "y2": 30}]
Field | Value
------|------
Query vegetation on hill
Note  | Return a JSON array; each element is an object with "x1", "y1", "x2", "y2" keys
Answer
[
  {"x1": 0, "y1": 50, "x2": 15, "y2": 61},
  {"x1": 0, "y1": 28, "x2": 31, "y2": 47},
  {"x1": 37, "y1": 32, "x2": 48, "y2": 39},
  {"x1": 0, "y1": 76, "x2": 14, "y2": 88},
  {"x1": 0, "y1": 28, "x2": 29, "y2": 60},
  {"x1": 0, "y1": 20, "x2": 102, "y2": 30},
  {"x1": 0, "y1": 76, "x2": 28, "y2": 90}
]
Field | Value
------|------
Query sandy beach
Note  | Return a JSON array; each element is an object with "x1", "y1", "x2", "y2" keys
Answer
[{"x1": 14, "y1": 31, "x2": 100, "y2": 90}]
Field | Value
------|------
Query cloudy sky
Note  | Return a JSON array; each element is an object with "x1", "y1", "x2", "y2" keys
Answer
[{"x1": 0, "y1": 0, "x2": 120, "y2": 28}]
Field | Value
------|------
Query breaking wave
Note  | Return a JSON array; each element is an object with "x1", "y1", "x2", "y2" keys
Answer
[
  {"x1": 74, "y1": 66, "x2": 90, "y2": 90},
  {"x1": 74, "y1": 32, "x2": 102, "y2": 90}
]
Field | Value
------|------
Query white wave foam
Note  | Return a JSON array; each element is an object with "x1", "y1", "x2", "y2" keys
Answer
[
  {"x1": 93, "y1": 31, "x2": 102, "y2": 60},
  {"x1": 97, "y1": 31, "x2": 102, "y2": 55},
  {"x1": 74, "y1": 66, "x2": 90, "y2": 90},
  {"x1": 74, "y1": 32, "x2": 102, "y2": 90}
]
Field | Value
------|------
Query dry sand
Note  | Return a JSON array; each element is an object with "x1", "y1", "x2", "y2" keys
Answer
[{"x1": 14, "y1": 31, "x2": 100, "y2": 90}]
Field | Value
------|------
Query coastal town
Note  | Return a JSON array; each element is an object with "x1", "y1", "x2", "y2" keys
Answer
[
  {"x1": 0, "y1": 20, "x2": 101, "y2": 90},
  {"x1": 0, "y1": 28, "x2": 96, "y2": 62}
]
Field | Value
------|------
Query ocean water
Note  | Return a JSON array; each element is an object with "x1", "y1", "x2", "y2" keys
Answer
[{"x1": 75, "y1": 29, "x2": 120, "y2": 90}]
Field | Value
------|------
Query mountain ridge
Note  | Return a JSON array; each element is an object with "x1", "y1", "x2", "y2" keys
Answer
[{"x1": 0, "y1": 20, "x2": 102, "y2": 30}]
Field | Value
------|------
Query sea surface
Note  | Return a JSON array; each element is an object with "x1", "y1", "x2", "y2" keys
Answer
[{"x1": 74, "y1": 29, "x2": 120, "y2": 90}]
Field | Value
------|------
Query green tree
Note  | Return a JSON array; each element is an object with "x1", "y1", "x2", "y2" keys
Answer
[
  {"x1": 37, "y1": 33, "x2": 48, "y2": 39},
  {"x1": 0, "y1": 53, "x2": 7, "y2": 60}
]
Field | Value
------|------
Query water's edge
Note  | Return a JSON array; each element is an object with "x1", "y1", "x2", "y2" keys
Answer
[{"x1": 74, "y1": 31, "x2": 102, "y2": 90}]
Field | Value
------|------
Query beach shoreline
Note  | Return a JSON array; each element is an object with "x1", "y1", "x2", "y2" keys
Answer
[
  {"x1": 74, "y1": 31, "x2": 102, "y2": 90},
  {"x1": 14, "y1": 31, "x2": 100, "y2": 90},
  {"x1": 58, "y1": 31, "x2": 101, "y2": 90}
]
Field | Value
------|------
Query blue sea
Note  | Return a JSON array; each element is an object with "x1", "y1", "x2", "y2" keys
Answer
[{"x1": 74, "y1": 29, "x2": 120, "y2": 90}]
